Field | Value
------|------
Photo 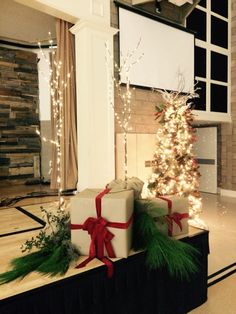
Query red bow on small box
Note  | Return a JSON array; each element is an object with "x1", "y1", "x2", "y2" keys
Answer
[
  {"x1": 166, "y1": 212, "x2": 189, "y2": 236},
  {"x1": 71, "y1": 188, "x2": 133, "y2": 277},
  {"x1": 156, "y1": 196, "x2": 189, "y2": 236}
]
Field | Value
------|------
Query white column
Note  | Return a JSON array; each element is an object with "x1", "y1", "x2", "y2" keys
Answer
[{"x1": 71, "y1": 21, "x2": 118, "y2": 191}]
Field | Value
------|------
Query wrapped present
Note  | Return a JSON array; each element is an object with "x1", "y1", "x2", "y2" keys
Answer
[
  {"x1": 70, "y1": 188, "x2": 134, "y2": 277},
  {"x1": 154, "y1": 195, "x2": 189, "y2": 237},
  {"x1": 107, "y1": 177, "x2": 144, "y2": 200}
]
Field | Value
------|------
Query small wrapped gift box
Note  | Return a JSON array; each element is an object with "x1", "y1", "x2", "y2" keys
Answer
[
  {"x1": 70, "y1": 188, "x2": 134, "y2": 259},
  {"x1": 150, "y1": 196, "x2": 189, "y2": 237}
]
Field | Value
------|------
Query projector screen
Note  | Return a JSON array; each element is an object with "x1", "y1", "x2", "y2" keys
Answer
[{"x1": 118, "y1": 7, "x2": 194, "y2": 93}]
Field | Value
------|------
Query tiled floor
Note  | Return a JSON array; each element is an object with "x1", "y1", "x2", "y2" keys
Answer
[
  {"x1": 200, "y1": 193, "x2": 236, "y2": 275},
  {"x1": 190, "y1": 193, "x2": 236, "y2": 313},
  {"x1": 190, "y1": 273, "x2": 236, "y2": 314}
]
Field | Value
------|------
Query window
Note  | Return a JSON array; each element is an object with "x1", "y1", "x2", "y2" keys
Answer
[
  {"x1": 195, "y1": 46, "x2": 206, "y2": 78},
  {"x1": 211, "y1": 52, "x2": 228, "y2": 82},
  {"x1": 211, "y1": 0, "x2": 228, "y2": 18},
  {"x1": 211, "y1": 16, "x2": 228, "y2": 49},
  {"x1": 199, "y1": 0, "x2": 206, "y2": 8},
  {"x1": 187, "y1": 0, "x2": 230, "y2": 118},
  {"x1": 195, "y1": 80, "x2": 206, "y2": 111},
  {"x1": 186, "y1": 9, "x2": 206, "y2": 41},
  {"x1": 211, "y1": 84, "x2": 228, "y2": 113}
]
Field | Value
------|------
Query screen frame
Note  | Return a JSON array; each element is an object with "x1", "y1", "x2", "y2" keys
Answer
[{"x1": 115, "y1": 0, "x2": 196, "y2": 93}]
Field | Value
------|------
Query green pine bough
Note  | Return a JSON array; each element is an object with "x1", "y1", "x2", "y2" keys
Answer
[
  {"x1": 0, "y1": 200, "x2": 199, "y2": 284},
  {"x1": 133, "y1": 200, "x2": 199, "y2": 281},
  {"x1": 0, "y1": 209, "x2": 80, "y2": 285}
]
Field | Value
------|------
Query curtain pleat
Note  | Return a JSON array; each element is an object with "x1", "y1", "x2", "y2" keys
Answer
[{"x1": 50, "y1": 19, "x2": 77, "y2": 190}]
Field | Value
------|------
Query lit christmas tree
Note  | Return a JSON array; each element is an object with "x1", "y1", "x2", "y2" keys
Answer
[{"x1": 147, "y1": 90, "x2": 202, "y2": 217}]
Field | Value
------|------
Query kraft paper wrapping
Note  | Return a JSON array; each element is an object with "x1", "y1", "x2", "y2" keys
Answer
[
  {"x1": 71, "y1": 189, "x2": 134, "y2": 258},
  {"x1": 151, "y1": 195, "x2": 189, "y2": 237}
]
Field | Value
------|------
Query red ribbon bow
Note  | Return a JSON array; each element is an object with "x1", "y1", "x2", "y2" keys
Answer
[
  {"x1": 156, "y1": 196, "x2": 189, "y2": 236},
  {"x1": 71, "y1": 188, "x2": 133, "y2": 277},
  {"x1": 80, "y1": 216, "x2": 115, "y2": 259},
  {"x1": 166, "y1": 212, "x2": 189, "y2": 236}
]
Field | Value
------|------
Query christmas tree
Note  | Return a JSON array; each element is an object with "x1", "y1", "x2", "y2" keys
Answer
[{"x1": 147, "y1": 90, "x2": 202, "y2": 217}]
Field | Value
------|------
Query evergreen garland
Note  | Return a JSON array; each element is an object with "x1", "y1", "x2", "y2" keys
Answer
[
  {"x1": 133, "y1": 200, "x2": 199, "y2": 281},
  {"x1": 0, "y1": 207, "x2": 80, "y2": 285},
  {"x1": 0, "y1": 199, "x2": 199, "y2": 284}
]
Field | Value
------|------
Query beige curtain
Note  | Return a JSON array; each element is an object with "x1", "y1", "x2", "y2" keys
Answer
[{"x1": 50, "y1": 19, "x2": 78, "y2": 190}]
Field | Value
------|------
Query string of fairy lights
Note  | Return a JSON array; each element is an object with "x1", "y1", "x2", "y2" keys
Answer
[
  {"x1": 36, "y1": 33, "x2": 72, "y2": 211},
  {"x1": 148, "y1": 89, "x2": 202, "y2": 217},
  {"x1": 36, "y1": 36, "x2": 201, "y2": 218},
  {"x1": 105, "y1": 40, "x2": 143, "y2": 182}
]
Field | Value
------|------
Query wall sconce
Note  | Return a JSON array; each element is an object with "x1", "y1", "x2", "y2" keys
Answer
[{"x1": 155, "y1": 0, "x2": 162, "y2": 13}]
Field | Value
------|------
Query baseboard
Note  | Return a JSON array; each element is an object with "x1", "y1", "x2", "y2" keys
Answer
[{"x1": 220, "y1": 189, "x2": 236, "y2": 198}]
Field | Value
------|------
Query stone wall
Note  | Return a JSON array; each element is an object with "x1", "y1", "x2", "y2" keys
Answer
[
  {"x1": 0, "y1": 47, "x2": 40, "y2": 185},
  {"x1": 220, "y1": 0, "x2": 236, "y2": 190},
  {"x1": 40, "y1": 120, "x2": 51, "y2": 181}
]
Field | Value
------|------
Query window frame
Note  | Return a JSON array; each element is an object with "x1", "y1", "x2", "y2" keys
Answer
[{"x1": 188, "y1": 0, "x2": 231, "y2": 122}]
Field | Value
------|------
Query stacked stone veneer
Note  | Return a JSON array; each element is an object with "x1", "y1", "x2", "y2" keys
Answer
[
  {"x1": 40, "y1": 120, "x2": 51, "y2": 181},
  {"x1": 0, "y1": 47, "x2": 40, "y2": 185},
  {"x1": 220, "y1": 0, "x2": 236, "y2": 190}
]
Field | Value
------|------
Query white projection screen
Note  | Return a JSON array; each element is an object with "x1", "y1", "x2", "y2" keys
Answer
[{"x1": 119, "y1": 7, "x2": 194, "y2": 93}]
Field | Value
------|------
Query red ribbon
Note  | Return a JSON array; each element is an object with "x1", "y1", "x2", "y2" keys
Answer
[
  {"x1": 156, "y1": 196, "x2": 189, "y2": 236},
  {"x1": 156, "y1": 196, "x2": 172, "y2": 210},
  {"x1": 166, "y1": 212, "x2": 189, "y2": 236},
  {"x1": 71, "y1": 188, "x2": 133, "y2": 277}
]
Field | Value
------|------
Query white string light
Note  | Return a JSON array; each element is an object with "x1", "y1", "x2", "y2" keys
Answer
[
  {"x1": 148, "y1": 88, "x2": 202, "y2": 217},
  {"x1": 37, "y1": 32, "x2": 73, "y2": 212},
  {"x1": 105, "y1": 40, "x2": 143, "y2": 183}
]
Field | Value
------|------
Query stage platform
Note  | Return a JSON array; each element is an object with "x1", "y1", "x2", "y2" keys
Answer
[{"x1": 0, "y1": 225, "x2": 209, "y2": 314}]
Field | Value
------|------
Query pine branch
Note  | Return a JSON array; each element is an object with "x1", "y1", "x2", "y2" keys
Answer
[
  {"x1": 133, "y1": 203, "x2": 199, "y2": 281},
  {"x1": 0, "y1": 250, "x2": 51, "y2": 284},
  {"x1": 37, "y1": 245, "x2": 71, "y2": 276},
  {"x1": 0, "y1": 208, "x2": 80, "y2": 284}
]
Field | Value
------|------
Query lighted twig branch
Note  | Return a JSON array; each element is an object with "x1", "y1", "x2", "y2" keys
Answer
[
  {"x1": 105, "y1": 40, "x2": 143, "y2": 182},
  {"x1": 36, "y1": 33, "x2": 72, "y2": 212}
]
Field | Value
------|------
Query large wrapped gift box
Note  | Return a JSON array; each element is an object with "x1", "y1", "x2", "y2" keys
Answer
[
  {"x1": 148, "y1": 195, "x2": 189, "y2": 237},
  {"x1": 71, "y1": 188, "x2": 134, "y2": 258}
]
